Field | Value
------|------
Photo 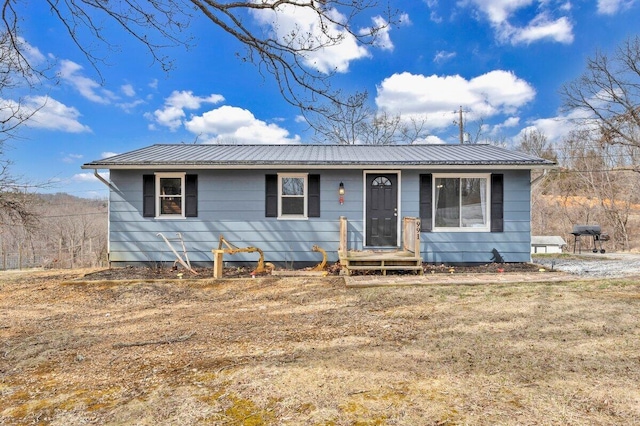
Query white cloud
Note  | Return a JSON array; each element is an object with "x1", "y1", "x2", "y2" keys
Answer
[
  {"x1": 58, "y1": 61, "x2": 145, "y2": 111},
  {"x1": 413, "y1": 135, "x2": 447, "y2": 144},
  {"x1": 434, "y1": 50, "x2": 457, "y2": 63},
  {"x1": 121, "y1": 84, "x2": 136, "y2": 97},
  {"x1": 72, "y1": 172, "x2": 108, "y2": 183},
  {"x1": 101, "y1": 152, "x2": 119, "y2": 158},
  {"x1": 360, "y1": 16, "x2": 394, "y2": 51},
  {"x1": 464, "y1": 0, "x2": 533, "y2": 23},
  {"x1": 251, "y1": 3, "x2": 370, "y2": 74},
  {"x1": 0, "y1": 95, "x2": 91, "y2": 133},
  {"x1": 425, "y1": 0, "x2": 443, "y2": 23},
  {"x1": 464, "y1": 0, "x2": 574, "y2": 45},
  {"x1": 147, "y1": 90, "x2": 225, "y2": 131},
  {"x1": 597, "y1": 0, "x2": 636, "y2": 14},
  {"x1": 507, "y1": 14, "x2": 574, "y2": 45},
  {"x1": 398, "y1": 12, "x2": 412, "y2": 25},
  {"x1": 185, "y1": 105, "x2": 301, "y2": 144},
  {"x1": 375, "y1": 70, "x2": 535, "y2": 130},
  {"x1": 117, "y1": 99, "x2": 145, "y2": 113},
  {"x1": 502, "y1": 116, "x2": 521, "y2": 127},
  {"x1": 18, "y1": 37, "x2": 46, "y2": 66},
  {"x1": 58, "y1": 60, "x2": 117, "y2": 104},
  {"x1": 489, "y1": 116, "x2": 521, "y2": 136},
  {"x1": 517, "y1": 108, "x2": 588, "y2": 144},
  {"x1": 62, "y1": 153, "x2": 83, "y2": 163}
]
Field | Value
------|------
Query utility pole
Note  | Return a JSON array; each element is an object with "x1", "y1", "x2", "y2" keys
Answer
[{"x1": 458, "y1": 106, "x2": 464, "y2": 144}]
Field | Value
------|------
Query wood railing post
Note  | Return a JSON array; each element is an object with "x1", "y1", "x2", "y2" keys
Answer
[
  {"x1": 414, "y1": 218, "x2": 421, "y2": 256},
  {"x1": 401, "y1": 217, "x2": 421, "y2": 258},
  {"x1": 339, "y1": 216, "x2": 347, "y2": 255}
]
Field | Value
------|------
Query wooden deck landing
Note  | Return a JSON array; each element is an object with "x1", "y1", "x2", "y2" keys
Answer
[
  {"x1": 339, "y1": 216, "x2": 423, "y2": 276},
  {"x1": 339, "y1": 250, "x2": 423, "y2": 276}
]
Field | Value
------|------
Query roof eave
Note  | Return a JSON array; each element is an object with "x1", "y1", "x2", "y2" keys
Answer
[{"x1": 82, "y1": 162, "x2": 555, "y2": 170}]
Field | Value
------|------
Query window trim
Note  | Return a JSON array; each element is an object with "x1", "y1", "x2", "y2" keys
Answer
[
  {"x1": 155, "y1": 172, "x2": 186, "y2": 219},
  {"x1": 432, "y1": 173, "x2": 491, "y2": 232},
  {"x1": 278, "y1": 173, "x2": 308, "y2": 220}
]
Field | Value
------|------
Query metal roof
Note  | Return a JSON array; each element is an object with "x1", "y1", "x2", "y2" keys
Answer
[
  {"x1": 531, "y1": 236, "x2": 567, "y2": 246},
  {"x1": 82, "y1": 144, "x2": 555, "y2": 170}
]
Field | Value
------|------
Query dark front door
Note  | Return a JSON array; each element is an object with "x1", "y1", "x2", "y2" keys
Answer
[{"x1": 366, "y1": 173, "x2": 398, "y2": 247}]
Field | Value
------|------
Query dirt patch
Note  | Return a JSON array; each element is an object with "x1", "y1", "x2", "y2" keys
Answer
[{"x1": 2, "y1": 269, "x2": 640, "y2": 425}]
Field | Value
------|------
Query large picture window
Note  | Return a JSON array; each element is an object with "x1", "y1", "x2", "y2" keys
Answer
[
  {"x1": 279, "y1": 173, "x2": 308, "y2": 218},
  {"x1": 434, "y1": 174, "x2": 489, "y2": 230},
  {"x1": 156, "y1": 173, "x2": 185, "y2": 218}
]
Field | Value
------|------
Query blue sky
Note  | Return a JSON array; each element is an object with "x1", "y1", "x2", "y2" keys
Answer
[{"x1": 5, "y1": 0, "x2": 640, "y2": 198}]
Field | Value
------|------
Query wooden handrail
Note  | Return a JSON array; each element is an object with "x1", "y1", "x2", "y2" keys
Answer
[{"x1": 402, "y1": 217, "x2": 421, "y2": 256}]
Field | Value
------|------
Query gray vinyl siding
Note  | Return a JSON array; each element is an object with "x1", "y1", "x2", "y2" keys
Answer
[
  {"x1": 108, "y1": 169, "x2": 363, "y2": 266},
  {"x1": 401, "y1": 169, "x2": 532, "y2": 264},
  {"x1": 108, "y1": 168, "x2": 532, "y2": 266}
]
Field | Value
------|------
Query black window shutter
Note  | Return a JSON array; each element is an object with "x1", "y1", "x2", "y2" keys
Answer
[
  {"x1": 143, "y1": 174, "x2": 155, "y2": 217},
  {"x1": 491, "y1": 174, "x2": 504, "y2": 232},
  {"x1": 308, "y1": 174, "x2": 320, "y2": 217},
  {"x1": 185, "y1": 174, "x2": 198, "y2": 217},
  {"x1": 265, "y1": 174, "x2": 278, "y2": 217},
  {"x1": 419, "y1": 174, "x2": 432, "y2": 232}
]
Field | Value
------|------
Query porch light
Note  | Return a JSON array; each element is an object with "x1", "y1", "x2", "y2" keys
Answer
[{"x1": 339, "y1": 182, "x2": 345, "y2": 204}]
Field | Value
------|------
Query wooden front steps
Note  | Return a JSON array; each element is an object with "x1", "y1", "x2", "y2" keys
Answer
[
  {"x1": 339, "y1": 251, "x2": 423, "y2": 276},
  {"x1": 339, "y1": 216, "x2": 423, "y2": 276}
]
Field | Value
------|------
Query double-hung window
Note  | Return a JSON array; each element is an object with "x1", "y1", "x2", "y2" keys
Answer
[
  {"x1": 434, "y1": 174, "x2": 490, "y2": 231},
  {"x1": 143, "y1": 173, "x2": 197, "y2": 218},
  {"x1": 156, "y1": 172, "x2": 185, "y2": 218},
  {"x1": 279, "y1": 173, "x2": 308, "y2": 219}
]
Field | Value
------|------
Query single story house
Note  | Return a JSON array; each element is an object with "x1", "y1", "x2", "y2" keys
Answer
[
  {"x1": 82, "y1": 144, "x2": 554, "y2": 267},
  {"x1": 531, "y1": 236, "x2": 567, "y2": 254}
]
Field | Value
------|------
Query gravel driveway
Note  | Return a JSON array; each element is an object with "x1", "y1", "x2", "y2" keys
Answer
[{"x1": 533, "y1": 253, "x2": 640, "y2": 278}]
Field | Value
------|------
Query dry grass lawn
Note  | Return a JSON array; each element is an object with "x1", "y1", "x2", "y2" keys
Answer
[{"x1": 1, "y1": 269, "x2": 639, "y2": 425}]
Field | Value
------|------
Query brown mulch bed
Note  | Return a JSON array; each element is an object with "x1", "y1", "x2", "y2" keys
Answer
[{"x1": 81, "y1": 261, "x2": 545, "y2": 281}]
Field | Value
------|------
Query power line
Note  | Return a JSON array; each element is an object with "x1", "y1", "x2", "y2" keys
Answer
[{"x1": 39, "y1": 211, "x2": 106, "y2": 219}]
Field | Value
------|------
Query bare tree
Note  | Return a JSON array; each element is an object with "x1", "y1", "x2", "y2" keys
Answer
[
  {"x1": 553, "y1": 129, "x2": 640, "y2": 250},
  {"x1": 0, "y1": 193, "x2": 108, "y2": 268},
  {"x1": 1, "y1": 0, "x2": 397, "y2": 115},
  {"x1": 304, "y1": 90, "x2": 429, "y2": 144},
  {"x1": 0, "y1": 139, "x2": 38, "y2": 229},
  {"x1": 0, "y1": 31, "x2": 45, "y2": 140},
  {"x1": 561, "y1": 36, "x2": 640, "y2": 152},
  {"x1": 0, "y1": 30, "x2": 49, "y2": 230},
  {"x1": 517, "y1": 129, "x2": 557, "y2": 162}
]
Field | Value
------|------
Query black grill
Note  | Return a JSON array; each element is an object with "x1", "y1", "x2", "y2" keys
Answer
[{"x1": 571, "y1": 225, "x2": 609, "y2": 254}]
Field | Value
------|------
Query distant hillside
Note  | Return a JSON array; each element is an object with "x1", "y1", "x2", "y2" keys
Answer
[{"x1": 0, "y1": 193, "x2": 108, "y2": 269}]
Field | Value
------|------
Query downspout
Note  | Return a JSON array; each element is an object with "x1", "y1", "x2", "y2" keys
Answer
[
  {"x1": 93, "y1": 169, "x2": 113, "y2": 189},
  {"x1": 530, "y1": 168, "x2": 549, "y2": 188},
  {"x1": 93, "y1": 169, "x2": 112, "y2": 267}
]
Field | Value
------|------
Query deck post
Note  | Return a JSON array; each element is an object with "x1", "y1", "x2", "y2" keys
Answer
[
  {"x1": 339, "y1": 216, "x2": 348, "y2": 256},
  {"x1": 212, "y1": 249, "x2": 224, "y2": 279}
]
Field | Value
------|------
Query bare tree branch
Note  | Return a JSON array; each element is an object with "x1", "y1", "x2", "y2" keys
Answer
[
  {"x1": 304, "y1": 90, "x2": 429, "y2": 144},
  {"x1": 561, "y1": 36, "x2": 640, "y2": 150},
  {"x1": 1, "y1": 0, "x2": 397, "y2": 113}
]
